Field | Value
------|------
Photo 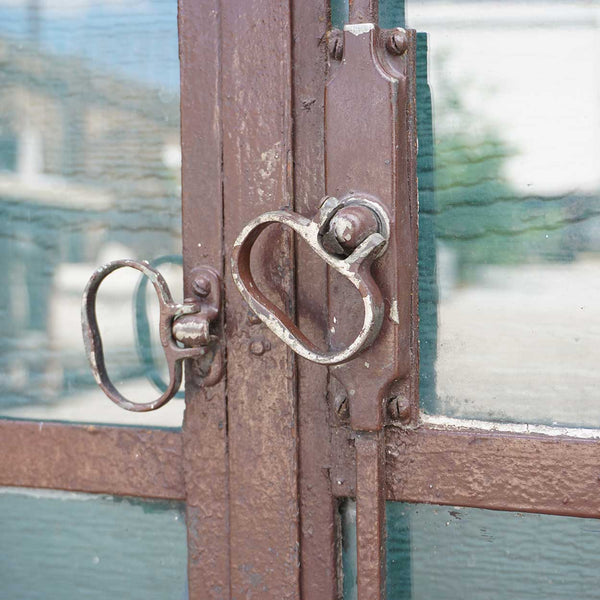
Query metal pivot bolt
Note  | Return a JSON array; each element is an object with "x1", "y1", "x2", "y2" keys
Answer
[
  {"x1": 231, "y1": 195, "x2": 389, "y2": 365},
  {"x1": 81, "y1": 260, "x2": 221, "y2": 412}
]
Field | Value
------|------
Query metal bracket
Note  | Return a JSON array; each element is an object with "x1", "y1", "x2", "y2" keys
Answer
[
  {"x1": 81, "y1": 259, "x2": 222, "y2": 412},
  {"x1": 326, "y1": 24, "x2": 418, "y2": 431},
  {"x1": 325, "y1": 20, "x2": 418, "y2": 600}
]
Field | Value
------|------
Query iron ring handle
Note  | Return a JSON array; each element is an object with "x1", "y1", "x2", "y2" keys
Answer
[
  {"x1": 81, "y1": 259, "x2": 205, "y2": 412},
  {"x1": 134, "y1": 254, "x2": 185, "y2": 399},
  {"x1": 231, "y1": 197, "x2": 388, "y2": 365}
]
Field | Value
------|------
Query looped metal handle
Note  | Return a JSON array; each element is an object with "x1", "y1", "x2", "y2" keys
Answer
[
  {"x1": 231, "y1": 196, "x2": 389, "y2": 365},
  {"x1": 81, "y1": 259, "x2": 208, "y2": 412}
]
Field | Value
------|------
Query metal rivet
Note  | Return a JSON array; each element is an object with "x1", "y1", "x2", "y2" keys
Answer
[
  {"x1": 192, "y1": 275, "x2": 211, "y2": 298},
  {"x1": 387, "y1": 396, "x2": 411, "y2": 423},
  {"x1": 249, "y1": 339, "x2": 270, "y2": 356},
  {"x1": 386, "y1": 30, "x2": 408, "y2": 56}
]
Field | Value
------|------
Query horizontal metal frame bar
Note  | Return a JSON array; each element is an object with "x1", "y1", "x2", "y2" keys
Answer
[
  {"x1": 0, "y1": 420, "x2": 185, "y2": 500},
  {"x1": 1, "y1": 418, "x2": 598, "y2": 519},
  {"x1": 333, "y1": 424, "x2": 600, "y2": 519}
]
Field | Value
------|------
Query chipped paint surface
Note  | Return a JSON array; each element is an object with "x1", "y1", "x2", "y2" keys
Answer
[
  {"x1": 389, "y1": 298, "x2": 400, "y2": 324},
  {"x1": 344, "y1": 23, "x2": 375, "y2": 36},
  {"x1": 422, "y1": 414, "x2": 600, "y2": 440}
]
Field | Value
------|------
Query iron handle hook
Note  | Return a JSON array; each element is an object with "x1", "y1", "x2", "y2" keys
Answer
[
  {"x1": 81, "y1": 259, "x2": 220, "y2": 412},
  {"x1": 231, "y1": 196, "x2": 389, "y2": 365}
]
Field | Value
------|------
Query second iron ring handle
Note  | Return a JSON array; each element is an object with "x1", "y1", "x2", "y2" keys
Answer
[
  {"x1": 231, "y1": 195, "x2": 390, "y2": 365},
  {"x1": 81, "y1": 259, "x2": 221, "y2": 412}
]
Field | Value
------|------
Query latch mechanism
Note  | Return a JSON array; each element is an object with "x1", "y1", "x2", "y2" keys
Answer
[
  {"x1": 232, "y1": 195, "x2": 390, "y2": 365},
  {"x1": 230, "y1": 9, "x2": 417, "y2": 599},
  {"x1": 81, "y1": 259, "x2": 222, "y2": 411}
]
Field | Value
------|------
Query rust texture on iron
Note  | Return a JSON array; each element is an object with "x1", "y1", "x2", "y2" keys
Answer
[
  {"x1": 292, "y1": 0, "x2": 341, "y2": 595},
  {"x1": 0, "y1": 420, "x2": 185, "y2": 500},
  {"x1": 179, "y1": 0, "x2": 230, "y2": 597},
  {"x1": 348, "y1": 0, "x2": 378, "y2": 24},
  {"x1": 326, "y1": 29, "x2": 418, "y2": 433},
  {"x1": 329, "y1": 424, "x2": 600, "y2": 520},
  {"x1": 221, "y1": 0, "x2": 300, "y2": 597},
  {"x1": 324, "y1": 11, "x2": 417, "y2": 599},
  {"x1": 355, "y1": 431, "x2": 387, "y2": 599},
  {"x1": 385, "y1": 426, "x2": 600, "y2": 519},
  {"x1": 81, "y1": 259, "x2": 222, "y2": 412},
  {"x1": 231, "y1": 196, "x2": 388, "y2": 365}
]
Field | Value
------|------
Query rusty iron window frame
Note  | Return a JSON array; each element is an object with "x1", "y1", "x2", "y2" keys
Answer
[{"x1": 1, "y1": 0, "x2": 599, "y2": 598}]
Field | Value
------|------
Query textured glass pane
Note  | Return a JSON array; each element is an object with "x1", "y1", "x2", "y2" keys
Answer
[
  {"x1": 0, "y1": 487, "x2": 187, "y2": 599},
  {"x1": 342, "y1": 501, "x2": 600, "y2": 600},
  {"x1": 0, "y1": 0, "x2": 183, "y2": 426},
  {"x1": 406, "y1": 0, "x2": 600, "y2": 427}
]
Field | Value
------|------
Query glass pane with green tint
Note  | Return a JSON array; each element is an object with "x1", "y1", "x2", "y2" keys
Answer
[
  {"x1": 0, "y1": 0, "x2": 184, "y2": 426},
  {"x1": 342, "y1": 500, "x2": 600, "y2": 600},
  {"x1": 404, "y1": 0, "x2": 600, "y2": 427},
  {"x1": 0, "y1": 487, "x2": 187, "y2": 599}
]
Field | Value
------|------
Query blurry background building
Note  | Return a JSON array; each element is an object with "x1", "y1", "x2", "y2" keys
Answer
[{"x1": 0, "y1": 0, "x2": 183, "y2": 425}]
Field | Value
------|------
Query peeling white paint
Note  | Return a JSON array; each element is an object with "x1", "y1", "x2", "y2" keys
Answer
[
  {"x1": 421, "y1": 414, "x2": 600, "y2": 440},
  {"x1": 344, "y1": 23, "x2": 375, "y2": 36},
  {"x1": 389, "y1": 299, "x2": 400, "y2": 324}
]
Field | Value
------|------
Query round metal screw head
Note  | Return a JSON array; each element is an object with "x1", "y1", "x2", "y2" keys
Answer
[
  {"x1": 386, "y1": 29, "x2": 408, "y2": 56},
  {"x1": 249, "y1": 338, "x2": 271, "y2": 356},
  {"x1": 192, "y1": 275, "x2": 212, "y2": 298},
  {"x1": 387, "y1": 396, "x2": 411, "y2": 423},
  {"x1": 327, "y1": 205, "x2": 380, "y2": 254}
]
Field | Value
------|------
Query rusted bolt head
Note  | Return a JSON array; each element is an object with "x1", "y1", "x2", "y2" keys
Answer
[
  {"x1": 328, "y1": 206, "x2": 380, "y2": 253},
  {"x1": 192, "y1": 275, "x2": 211, "y2": 298},
  {"x1": 387, "y1": 396, "x2": 411, "y2": 423},
  {"x1": 386, "y1": 29, "x2": 408, "y2": 56},
  {"x1": 249, "y1": 338, "x2": 270, "y2": 356},
  {"x1": 328, "y1": 30, "x2": 343, "y2": 61}
]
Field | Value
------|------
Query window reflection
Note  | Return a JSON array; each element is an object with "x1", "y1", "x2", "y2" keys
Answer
[
  {"x1": 0, "y1": 0, "x2": 183, "y2": 426},
  {"x1": 410, "y1": 0, "x2": 600, "y2": 427}
]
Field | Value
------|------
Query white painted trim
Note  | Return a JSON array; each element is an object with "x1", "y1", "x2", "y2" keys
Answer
[{"x1": 420, "y1": 414, "x2": 600, "y2": 440}]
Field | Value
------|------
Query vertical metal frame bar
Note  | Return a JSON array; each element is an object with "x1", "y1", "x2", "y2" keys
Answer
[
  {"x1": 220, "y1": 1, "x2": 300, "y2": 597},
  {"x1": 292, "y1": 0, "x2": 344, "y2": 597},
  {"x1": 325, "y1": 4, "x2": 418, "y2": 597},
  {"x1": 179, "y1": 1, "x2": 230, "y2": 597}
]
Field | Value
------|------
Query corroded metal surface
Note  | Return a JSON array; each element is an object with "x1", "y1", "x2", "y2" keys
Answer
[
  {"x1": 292, "y1": 0, "x2": 341, "y2": 595},
  {"x1": 348, "y1": 0, "x2": 378, "y2": 24},
  {"x1": 326, "y1": 27, "x2": 418, "y2": 433},
  {"x1": 385, "y1": 426, "x2": 600, "y2": 519},
  {"x1": 231, "y1": 196, "x2": 388, "y2": 365},
  {"x1": 81, "y1": 259, "x2": 221, "y2": 412},
  {"x1": 0, "y1": 420, "x2": 185, "y2": 500},
  {"x1": 325, "y1": 15, "x2": 418, "y2": 599},
  {"x1": 179, "y1": 0, "x2": 230, "y2": 597},
  {"x1": 355, "y1": 432, "x2": 386, "y2": 599},
  {"x1": 220, "y1": 0, "x2": 300, "y2": 597}
]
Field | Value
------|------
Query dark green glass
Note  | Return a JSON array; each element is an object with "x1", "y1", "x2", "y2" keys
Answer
[{"x1": 0, "y1": 488, "x2": 187, "y2": 599}]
